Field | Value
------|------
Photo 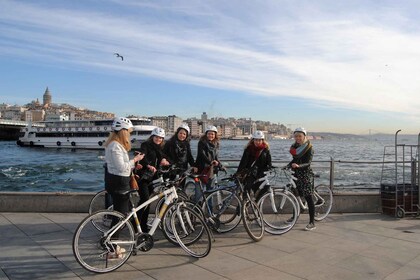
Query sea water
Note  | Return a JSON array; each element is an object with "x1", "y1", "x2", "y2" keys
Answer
[{"x1": 1, "y1": 135, "x2": 418, "y2": 193}]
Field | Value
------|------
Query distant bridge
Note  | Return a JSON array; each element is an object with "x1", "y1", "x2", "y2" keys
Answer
[{"x1": 0, "y1": 119, "x2": 43, "y2": 140}]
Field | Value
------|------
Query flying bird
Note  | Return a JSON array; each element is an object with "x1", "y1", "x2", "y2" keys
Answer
[{"x1": 114, "y1": 53, "x2": 124, "y2": 61}]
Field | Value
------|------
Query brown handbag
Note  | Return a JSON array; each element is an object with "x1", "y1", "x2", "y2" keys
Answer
[{"x1": 130, "y1": 173, "x2": 139, "y2": 190}]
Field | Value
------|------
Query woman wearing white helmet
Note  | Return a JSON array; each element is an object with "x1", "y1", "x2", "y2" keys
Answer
[
  {"x1": 194, "y1": 125, "x2": 222, "y2": 200},
  {"x1": 104, "y1": 117, "x2": 144, "y2": 245},
  {"x1": 163, "y1": 123, "x2": 197, "y2": 177},
  {"x1": 134, "y1": 127, "x2": 170, "y2": 232},
  {"x1": 237, "y1": 130, "x2": 272, "y2": 201},
  {"x1": 287, "y1": 127, "x2": 316, "y2": 231}
]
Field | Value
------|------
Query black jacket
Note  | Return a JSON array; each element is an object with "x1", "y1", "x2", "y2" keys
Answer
[
  {"x1": 287, "y1": 145, "x2": 313, "y2": 170},
  {"x1": 237, "y1": 147, "x2": 272, "y2": 178},
  {"x1": 195, "y1": 139, "x2": 220, "y2": 172},
  {"x1": 163, "y1": 138, "x2": 195, "y2": 170},
  {"x1": 134, "y1": 140, "x2": 166, "y2": 181}
]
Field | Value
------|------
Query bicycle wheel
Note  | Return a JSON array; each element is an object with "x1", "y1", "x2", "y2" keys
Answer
[
  {"x1": 203, "y1": 189, "x2": 242, "y2": 233},
  {"x1": 242, "y1": 199, "x2": 264, "y2": 242},
  {"x1": 313, "y1": 185, "x2": 333, "y2": 221},
  {"x1": 89, "y1": 190, "x2": 113, "y2": 214},
  {"x1": 161, "y1": 201, "x2": 204, "y2": 245},
  {"x1": 171, "y1": 204, "x2": 212, "y2": 258},
  {"x1": 258, "y1": 189, "x2": 298, "y2": 235},
  {"x1": 72, "y1": 211, "x2": 135, "y2": 273}
]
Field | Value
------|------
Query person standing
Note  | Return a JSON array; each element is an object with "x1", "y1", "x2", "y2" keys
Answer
[
  {"x1": 237, "y1": 130, "x2": 272, "y2": 201},
  {"x1": 104, "y1": 117, "x2": 144, "y2": 257},
  {"x1": 163, "y1": 123, "x2": 197, "y2": 178},
  {"x1": 135, "y1": 127, "x2": 170, "y2": 232},
  {"x1": 194, "y1": 125, "x2": 222, "y2": 200},
  {"x1": 287, "y1": 127, "x2": 316, "y2": 231}
]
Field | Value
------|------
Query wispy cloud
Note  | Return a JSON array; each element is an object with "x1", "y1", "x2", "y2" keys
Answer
[{"x1": 1, "y1": 0, "x2": 420, "y2": 120}]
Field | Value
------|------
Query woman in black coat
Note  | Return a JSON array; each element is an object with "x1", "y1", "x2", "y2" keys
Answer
[
  {"x1": 134, "y1": 127, "x2": 169, "y2": 232},
  {"x1": 237, "y1": 130, "x2": 272, "y2": 201},
  {"x1": 163, "y1": 123, "x2": 196, "y2": 176},
  {"x1": 287, "y1": 127, "x2": 316, "y2": 231}
]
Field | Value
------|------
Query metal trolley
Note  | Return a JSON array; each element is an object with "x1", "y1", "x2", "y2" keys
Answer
[{"x1": 380, "y1": 130, "x2": 420, "y2": 218}]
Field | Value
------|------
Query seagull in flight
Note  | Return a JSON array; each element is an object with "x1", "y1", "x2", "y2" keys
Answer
[{"x1": 114, "y1": 53, "x2": 124, "y2": 61}]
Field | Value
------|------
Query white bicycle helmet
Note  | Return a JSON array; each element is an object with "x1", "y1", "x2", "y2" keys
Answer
[
  {"x1": 252, "y1": 130, "x2": 265, "y2": 139},
  {"x1": 112, "y1": 117, "x2": 133, "y2": 131},
  {"x1": 294, "y1": 127, "x2": 307, "y2": 136},
  {"x1": 178, "y1": 123, "x2": 190, "y2": 134},
  {"x1": 205, "y1": 125, "x2": 218, "y2": 134},
  {"x1": 151, "y1": 127, "x2": 165, "y2": 138}
]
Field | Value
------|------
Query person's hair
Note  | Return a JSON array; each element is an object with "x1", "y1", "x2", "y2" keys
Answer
[
  {"x1": 104, "y1": 129, "x2": 131, "y2": 151},
  {"x1": 245, "y1": 138, "x2": 269, "y2": 150},
  {"x1": 199, "y1": 131, "x2": 220, "y2": 147},
  {"x1": 148, "y1": 135, "x2": 165, "y2": 148}
]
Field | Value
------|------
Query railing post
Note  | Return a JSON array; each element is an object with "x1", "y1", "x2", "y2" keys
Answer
[{"x1": 329, "y1": 157, "x2": 334, "y2": 192}]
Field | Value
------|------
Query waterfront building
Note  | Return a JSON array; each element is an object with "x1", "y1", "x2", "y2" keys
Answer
[
  {"x1": 151, "y1": 116, "x2": 169, "y2": 131},
  {"x1": 168, "y1": 115, "x2": 183, "y2": 134},
  {"x1": 25, "y1": 110, "x2": 45, "y2": 122},
  {"x1": 185, "y1": 119, "x2": 201, "y2": 138}
]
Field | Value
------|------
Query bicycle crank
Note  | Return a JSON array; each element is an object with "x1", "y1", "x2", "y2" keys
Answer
[{"x1": 136, "y1": 233, "x2": 154, "y2": 252}]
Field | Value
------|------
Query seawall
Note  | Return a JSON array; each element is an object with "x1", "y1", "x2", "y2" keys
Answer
[{"x1": 0, "y1": 192, "x2": 382, "y2": 213}]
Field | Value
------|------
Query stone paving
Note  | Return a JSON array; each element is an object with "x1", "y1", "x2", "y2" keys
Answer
[{"x1": 0, "y1": 212, "x2": 419, "y2": 280}]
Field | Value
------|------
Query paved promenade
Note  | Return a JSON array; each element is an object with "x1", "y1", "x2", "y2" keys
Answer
[{"x1": 0, "y1": 212, "x2": 419, "y2": 280}]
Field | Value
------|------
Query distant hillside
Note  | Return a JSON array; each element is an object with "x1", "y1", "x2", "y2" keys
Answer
[{"x1": 311, "y1": 132, "x2": 368, "y2": 140}]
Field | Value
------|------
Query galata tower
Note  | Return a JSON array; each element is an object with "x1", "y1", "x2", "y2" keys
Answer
[{"x1": 43, "y1": 87, "x2": 52, "y2": 107}]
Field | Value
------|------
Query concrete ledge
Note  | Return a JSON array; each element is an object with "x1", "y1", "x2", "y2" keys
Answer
[{"x1": 0, "y1": 191, "x2": 382, "y2": 213}]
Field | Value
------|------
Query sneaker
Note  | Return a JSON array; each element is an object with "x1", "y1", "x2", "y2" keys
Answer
[
  {"x1": 107, "y1": 245, "x2": 126, "y2": 260},
  {"x1": 305, "y1": 223, "x2": 316, "y2": 231}
]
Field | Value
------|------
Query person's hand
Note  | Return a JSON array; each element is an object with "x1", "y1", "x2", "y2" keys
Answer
[
  {"x1": 148, "y1": 165, "x2": 157, "y2": 173},
  {"x1": 291, "y1": 163, "x2": 299, "y2": 169},
  {"x1": 211, "y1": 160, "x2": 219, "y2": 166},
  {"x1": 160, "y1": 158, "x2": 170, "y2": 166},
  {"x1": 192, "y1": 167, "x2": 198, "y2": 173},
  {"x1": 134, "y1": 152, "x2": 144, "y2": 162},
  {"x1": 135, "y1": 163, "x2": 143, "y2": 170}
]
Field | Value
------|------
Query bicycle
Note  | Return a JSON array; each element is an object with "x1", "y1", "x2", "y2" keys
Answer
[
  {"x1": 253, "y1": 167, "x2": 299, "y2": 235},
  {"x1": 73, "y1": 180, "x2": 212, "y2": 273},
  {"x1": 194, "y1": 169, "x2": 265, "y2": 241},
  {"x1": 274, "y1": 168, "x2": 333, "y2": 224}
]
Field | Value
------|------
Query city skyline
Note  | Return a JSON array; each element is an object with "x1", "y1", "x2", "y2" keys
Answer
[{"x1": 1, "y1": 1, "x2": 420, "y2": 134}]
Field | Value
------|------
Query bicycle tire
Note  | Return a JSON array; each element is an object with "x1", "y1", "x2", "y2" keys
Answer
[
  {"x1": 313, "y1": 185, "x2": 333, "y2": 221},
  {"x1": 258, "y1": 189, "x2": 298, "y2": 235},
  {"x1": 242, "y1": 199, "x2": 264, "y2": 242},
  {"x1": 203, "y1": 189, "x2": 242, "y2": 233},
  {"x1": 89, "y1": 190, "x2": 113, "y2": 215},
  {"x1": 171, "y1": 204, "x2": 212, "y2": 258},
  {"x1": 72, "y1": 210, "x2": 135, "y2": 273},
  {"x1": 161, "y1": 200, "x2": 205, "y2": 245}
]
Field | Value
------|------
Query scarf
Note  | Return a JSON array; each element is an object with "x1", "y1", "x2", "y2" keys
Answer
[
  {"x1": 248, "y1": 143, "x2": 266, "y2": 161},
  {"x1": 290, "y1": 140, "x2": 312, "y2": 159}
]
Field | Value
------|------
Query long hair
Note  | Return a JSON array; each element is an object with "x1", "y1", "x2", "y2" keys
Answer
[
  {"x1": 104, "y1": 129, "x2": 131, "y2": 151},
  {"x1": 199, "y1": 132, "x2": 220, "y2": 147},
  {"x1": 169, "y1": 127, "x2": 190, "y2": 143},
  {"x1": 245, "y1": 139, "x2": 269, "y2": 150}
]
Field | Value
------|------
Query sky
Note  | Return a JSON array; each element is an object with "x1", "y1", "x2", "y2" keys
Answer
[{"x1": 1, "y1": 0, "x2": 420, "y2": 134}]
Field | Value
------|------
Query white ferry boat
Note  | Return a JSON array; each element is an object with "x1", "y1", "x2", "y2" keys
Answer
[{"x1": 16, "y1": 118, "x2": 156, "y2": 149}]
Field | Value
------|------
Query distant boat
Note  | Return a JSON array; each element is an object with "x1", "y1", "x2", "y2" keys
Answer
[
  {"x1": 228, "y1": 135, "x2": 251, "y2": 140},
  {"x1": 16, "y1": 117, "x2": 156, "y2": 149}
]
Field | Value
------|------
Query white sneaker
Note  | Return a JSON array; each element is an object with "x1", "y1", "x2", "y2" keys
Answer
[
  {"x1": 107, "y1": 245, "x2": 126, "y2": 260},
  {"x1": 305, "y1": 223, "x2": 316, "y2": 231}
]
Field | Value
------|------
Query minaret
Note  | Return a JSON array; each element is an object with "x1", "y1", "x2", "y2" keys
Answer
[{"x1": 43, "y1": 87, "x2": 52, "y2": 107}]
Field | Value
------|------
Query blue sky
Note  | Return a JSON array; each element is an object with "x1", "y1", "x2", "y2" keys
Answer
[{"x1": 1, "y1": 0, "x2": 420, "y2": 134}]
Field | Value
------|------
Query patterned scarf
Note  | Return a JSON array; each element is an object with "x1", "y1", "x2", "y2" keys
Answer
[{"x1": 290, "y1": 140, "x2": 312, "y2": 159}]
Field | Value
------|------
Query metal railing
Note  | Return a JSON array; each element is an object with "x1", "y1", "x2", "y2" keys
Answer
[{"x1": 219, "y1": 158, "x2": 415, "y2": 193}]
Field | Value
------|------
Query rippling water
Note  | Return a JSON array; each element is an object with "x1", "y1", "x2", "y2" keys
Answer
[{"x1": 1, "y1": 135, "x2": 418, "y2": 192}]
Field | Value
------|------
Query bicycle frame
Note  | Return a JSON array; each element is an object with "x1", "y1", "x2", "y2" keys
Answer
[{"x1": 104, "y1": 185, "x2": 179, "y2": 246}]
